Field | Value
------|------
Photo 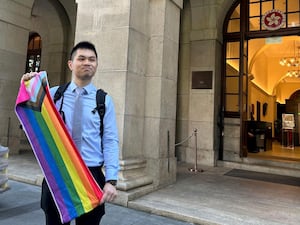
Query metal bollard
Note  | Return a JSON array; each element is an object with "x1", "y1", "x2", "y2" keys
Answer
[{"x1": 188, "y1": 129, "x2": 203, "y2": 172}]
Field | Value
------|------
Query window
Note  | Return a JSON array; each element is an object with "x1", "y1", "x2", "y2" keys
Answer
[
  {"x1": 227, "y1": 4, "x2": 241, "y2": 33},
  {"x1": 226, "y1": 0, "x2": 300, "y2": 33},
  {"x1": 225, "y1": 41, "x2": 240, "y2": 113},
  {"x1": 249, "y1": 0, "x2": 300, "y2": 31},
  {"x1": 26, "y1": 33, "x2": 42, "y2": 73},
  {"x1": 223, "y1": 0, "x2": 300, "y2": 117}
]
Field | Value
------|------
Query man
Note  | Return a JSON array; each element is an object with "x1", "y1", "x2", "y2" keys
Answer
[{"x1": 22, "y1": 41, "x2": 119, "y2": 225}]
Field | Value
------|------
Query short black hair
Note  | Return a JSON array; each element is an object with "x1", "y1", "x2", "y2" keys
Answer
[{"x1": 70, "y1": 41, "x2": 98, "y2": 60}]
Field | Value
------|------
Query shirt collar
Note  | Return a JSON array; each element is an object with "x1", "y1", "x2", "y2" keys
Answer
[{"x1": 70, "y1": 81, "x2": 96, "y2": 94}]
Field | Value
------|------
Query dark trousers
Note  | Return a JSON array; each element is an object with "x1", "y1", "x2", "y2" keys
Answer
[{"x1": 41, "y1": 166, "x2": 105, "y2": 225}]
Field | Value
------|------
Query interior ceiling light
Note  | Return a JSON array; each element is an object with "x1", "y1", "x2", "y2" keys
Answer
[
  {"x1": 279, "y1": 41, "x2": 300, "y2": 67},
  {"x1": 279, "y1": 57, "x2": 300, "y2": 67},
  {"x1": 286, "y1": 70, "x2": 300, "y2": 78}
]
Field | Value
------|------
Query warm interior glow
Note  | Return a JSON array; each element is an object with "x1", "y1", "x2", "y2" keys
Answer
[
  {"x1": 279, "y1": 44, "x2": 300, "y2": 77},
  {"x1": 248, "y1": 36, "x2": 300, "y2": 103}
]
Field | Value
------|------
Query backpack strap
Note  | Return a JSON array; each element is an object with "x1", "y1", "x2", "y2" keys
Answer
[
  {"x1": 54, "y1": 82, "x2": 71, "y2": 103},
  {"x1": 95, "y1": 89, "x2": 107, "y2": 139},
  {"x1": 54, "y1": 82, "x2": 71, "y2": 122},
  {"x1": 54, "y1": 84, "x2": 107, "y2": 146}
]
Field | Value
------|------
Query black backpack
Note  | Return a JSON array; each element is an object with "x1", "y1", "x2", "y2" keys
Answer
[{"x1": 53, "y1": 82, "x2": 107, "y2": 139}]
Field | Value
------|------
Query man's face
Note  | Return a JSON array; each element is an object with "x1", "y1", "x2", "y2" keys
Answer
[{"x1": 68, "y1": 48, "x2": 98, "y2": 81}]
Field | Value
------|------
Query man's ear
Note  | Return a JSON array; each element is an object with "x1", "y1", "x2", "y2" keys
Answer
[{"x1": 67, "y1": 60, "x2": 73, "y2": 71}]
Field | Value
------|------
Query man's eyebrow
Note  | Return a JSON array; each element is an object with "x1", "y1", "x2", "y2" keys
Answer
[{"x1": 77, "y1": 55, "x2": 96, "y2": 59}]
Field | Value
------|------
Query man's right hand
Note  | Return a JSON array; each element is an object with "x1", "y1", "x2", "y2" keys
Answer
[{"x1": 21, "y1": 72, "x2": 37, "y2": 82}]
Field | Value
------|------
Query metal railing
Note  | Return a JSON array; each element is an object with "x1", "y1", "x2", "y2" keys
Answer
[{"x1": 175, "y1": 129, "x2": 203, "y2": 172}]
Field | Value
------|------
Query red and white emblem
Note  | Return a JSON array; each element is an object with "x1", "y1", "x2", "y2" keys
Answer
[{"x1": 262, "y1": 9, "x2": 285, "y2": 31}]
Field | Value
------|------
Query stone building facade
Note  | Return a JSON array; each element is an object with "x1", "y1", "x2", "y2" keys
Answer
[
  {"x1": 4, "y1": 0, "x2": 296, "y2": 205},
  {"x1": 0, "y1": 0, "x2": 233, "y2": 204}
]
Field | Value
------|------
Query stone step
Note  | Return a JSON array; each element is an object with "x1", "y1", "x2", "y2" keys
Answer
[
  {"x1": 0, "y1": 147, "x2": 9, "y2": 193},
  {"x1": 116, "y1": 183, "x2": 155, "y2": 207},
  {"x1": 0, "y1": 175, "x2": 9, "y2": 193},
  {"x1": 217, "y1": 158, "x2": 300, "y2": 178}
]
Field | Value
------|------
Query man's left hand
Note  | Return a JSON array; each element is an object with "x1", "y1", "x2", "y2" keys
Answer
[{"x1": 100, "y1": 183, "x2": 117, "y2": 204}]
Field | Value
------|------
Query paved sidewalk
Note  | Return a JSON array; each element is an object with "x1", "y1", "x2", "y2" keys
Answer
[
  {"x1": 0, "y1": 180, "x2": 193, "y2": 225},
  {"x1": 7, "y1": 151, "x2": 300, "y2": 225},
  {"x1": 130, "y1": 165, "x2": 300, "y2": 225}
]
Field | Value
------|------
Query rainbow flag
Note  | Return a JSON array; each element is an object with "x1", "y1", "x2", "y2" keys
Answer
[{"x1": 15, "y1": 71, "x2": 103, "y2": 223}]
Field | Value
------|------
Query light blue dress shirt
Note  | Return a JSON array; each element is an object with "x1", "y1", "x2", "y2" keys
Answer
[{"x1": 50, "y1": 81, "x2": 119, "y2": 181}]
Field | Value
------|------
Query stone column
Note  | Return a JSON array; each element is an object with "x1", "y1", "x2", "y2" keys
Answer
[
  {"x1": 144, "y1": 0, "x2": 182, "y2": 187},
  {"x1": 75, "y1": 0, "x2": 182, "y2": 204},
  {"x1": 185, "y1": 0, "x2": 223, "y2": 166},
  {"x1": 75, "y1": 0, "x2": 152, "y2": 205}
]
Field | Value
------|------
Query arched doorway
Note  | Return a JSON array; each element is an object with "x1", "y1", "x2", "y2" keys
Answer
[
  {"x1": 11, "y1": 0, "x2": 77, "y2": 154},
  {"x1": 222, "y1": 0, "x2": 300, "y2": 163}
]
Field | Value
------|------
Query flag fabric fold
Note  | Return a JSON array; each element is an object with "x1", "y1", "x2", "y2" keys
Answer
[{"x1": 15, "y1": 71, "x2": 103, "y2": 223}]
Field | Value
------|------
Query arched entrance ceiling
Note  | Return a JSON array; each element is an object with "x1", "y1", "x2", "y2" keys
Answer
[{"x1": 248, "y1": 36, "x2": 300, "y2": 101}]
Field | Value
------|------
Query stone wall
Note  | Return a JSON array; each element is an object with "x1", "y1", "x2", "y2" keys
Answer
[
  {"x1": 75, "y1": 0, "x2": 182, "y2": 204},
  {"x1": 0, "y1": 0, "x2": 76, "y2": 154},
  {"x1": 0, "y1": 0, "x2": 34, "y2": 153},
  {"x1": 176, "y1": 0, "x2": 235, "y2": 166}
]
